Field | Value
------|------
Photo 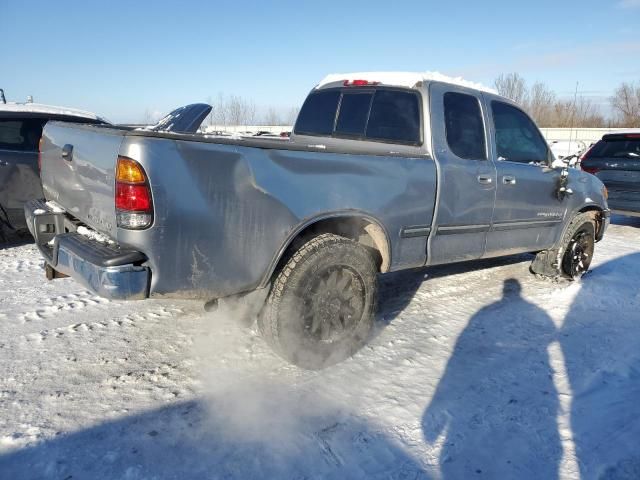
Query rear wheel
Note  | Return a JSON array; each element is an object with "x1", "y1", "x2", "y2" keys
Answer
[{"x1": 258, "y1": 233, "x2": 378, "y2": 369}]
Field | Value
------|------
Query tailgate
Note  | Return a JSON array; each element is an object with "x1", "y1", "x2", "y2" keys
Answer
[{"x1": 40, "y1": 122, "x2": 126, "y2": 238}]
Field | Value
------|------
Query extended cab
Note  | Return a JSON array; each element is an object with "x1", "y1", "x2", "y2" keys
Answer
[{"x1": 26, "y1": 72, "x2": 609, "y2": 368}]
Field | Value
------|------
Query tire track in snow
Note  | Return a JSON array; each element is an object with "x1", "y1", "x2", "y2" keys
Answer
[
  {"x1": 16, "y1": 291, "x2": 112, "y2": 323},
  {"x1": 19, "y1": 306, "x2": 184, "y2": 344}
]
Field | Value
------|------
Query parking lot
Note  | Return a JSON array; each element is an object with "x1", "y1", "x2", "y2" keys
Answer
[{"x1": 0, "y1": 216, "x2": 637, "y2": 478}]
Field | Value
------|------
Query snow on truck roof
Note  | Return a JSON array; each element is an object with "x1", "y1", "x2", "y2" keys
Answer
[
  {"x1": 317, "y1": 71, "x2": 497, "y2": 94},
  {"x1": 0, "y1": 102, "x2": 102, "y2": 120}
]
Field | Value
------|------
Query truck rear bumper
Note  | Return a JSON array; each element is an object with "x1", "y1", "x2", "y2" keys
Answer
[{"x1": 25, "y1": 199, "x2": 150, "y2": 300}]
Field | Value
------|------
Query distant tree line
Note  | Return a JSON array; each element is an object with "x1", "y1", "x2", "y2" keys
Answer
[
  {"x1": 143, "y1": 76, "x2": 640, "y2": 128},
  {"x1": 205, "y1": 94, "x2": 300, "y2": 127},
  {"x1": 493, "y1": 73, "x2": 640, "y2": 128}
]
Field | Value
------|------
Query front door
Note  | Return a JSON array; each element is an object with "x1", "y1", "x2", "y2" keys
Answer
[
  {"x1": 428, "y1": 84, "x2": 496, "y2": 265},
  {"x1": 483, "y1": 99, "x2": 567, "y2": 257}
]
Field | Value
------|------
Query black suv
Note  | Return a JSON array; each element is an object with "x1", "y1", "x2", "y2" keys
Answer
[{"x1": 581, "y1": 132, "x2": 640, "y2": 218}]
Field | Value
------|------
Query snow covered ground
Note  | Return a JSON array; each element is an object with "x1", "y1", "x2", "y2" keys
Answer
[{"x1": 0, "y1": 218, "x2": 638, "y2": 480}]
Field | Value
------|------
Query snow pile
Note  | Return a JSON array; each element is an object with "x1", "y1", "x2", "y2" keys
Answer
[
  {"x1": 44, "y1": 201, "x2": 65, "y2": 213},
  {"x1": 317, "y1": 71, "x2": 497, "y2": 94},
  {"x1": 76, "y1": 226, "x2": 115, "y2": 245},
  {"x1": 0, "y1": 102, "x2": 101, "y2": 120}
]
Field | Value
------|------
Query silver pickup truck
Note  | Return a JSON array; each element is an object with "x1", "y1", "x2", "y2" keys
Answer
[{"x1": 26, "y1": 72, "x2": 610, "y2": 368}]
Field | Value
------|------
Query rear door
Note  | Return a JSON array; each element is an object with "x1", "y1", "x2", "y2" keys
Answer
[
  {"x1": 0, "y1": 118, "x2": 44, "y2": 230},
  {"x1": 484, "y1": 100, "x2": 567, "y2": 256},
  {"x1": 582, "y1": 135, "x2": 640, "y2": 214},
  {"x1": 428, "y1": 84, "x2": 496, "y2": 264}
]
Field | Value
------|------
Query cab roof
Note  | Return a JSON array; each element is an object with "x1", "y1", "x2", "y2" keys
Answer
[{"x1": 316, "y1": 71, "x2": 497, "y2": 94}]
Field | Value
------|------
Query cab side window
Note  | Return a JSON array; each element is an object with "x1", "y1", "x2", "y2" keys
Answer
[
  {"x1": 443, "y1": 92, "x2": 486, "y2": 160},
  {"x1": 491, "y1": 101, "x2": 549, "y2": 164}
]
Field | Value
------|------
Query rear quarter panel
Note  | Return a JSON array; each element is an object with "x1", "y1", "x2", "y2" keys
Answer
[{"x1": 117, "y1": 137, "x2": 437, "y2": 299}]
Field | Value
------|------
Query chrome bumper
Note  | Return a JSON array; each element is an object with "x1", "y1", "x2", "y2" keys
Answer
[{"x1": 24, "y1": 199, "x2": 150, "y2": 300}]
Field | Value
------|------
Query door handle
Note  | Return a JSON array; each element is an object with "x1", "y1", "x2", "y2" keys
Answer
[
  {"x1": 502, "y1": 175, "x2": 517, "y2": 185},
  {"x1": 0, "y1": 160, "x2": 8, "y2": 167},
  {"x1": 61, "y1": 144, "x2": 73, "y2": 161},
  {"x1": 477, "y1": 175, "x2": 493, "y2": 185}
]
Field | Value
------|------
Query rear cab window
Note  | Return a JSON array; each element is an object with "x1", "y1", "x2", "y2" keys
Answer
[
  {"x1": 294, "y1": 87, "x2": 422, "y2": 145},
  {"x1": 294, "y1": 90, "x2": 341, "y2": 136}
]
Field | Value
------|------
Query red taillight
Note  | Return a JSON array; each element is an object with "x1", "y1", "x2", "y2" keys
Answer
[
  {"x1": 115, "y1": 156, "x2": 153, "y2": 229},
  {"x1": 626, "y1": 134, "x2": 640, "y2": 138},
  {"x1": 343, "y1": 79, "x2": 379, "y2": 86},
  {"x1": 115, "y1": 183, "x2": 152, "y2": 211}
]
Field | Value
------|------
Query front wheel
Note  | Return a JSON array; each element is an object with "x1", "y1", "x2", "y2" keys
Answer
[
  {"x1": 560, "y1": 216, "x2": 595, "y2": 279},
  {"x1": 258, "y1": 233, "x2": 378, "y2": 369},
  {"x1": 531, "y1": 212, "x2": 596, "y2": 280}
]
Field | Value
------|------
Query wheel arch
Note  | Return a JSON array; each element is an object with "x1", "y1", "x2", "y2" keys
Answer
[
  {"x1": 576, "y1": 204, "x2": 607, "y2": 241},
  {"x1": 259, "y1": 211, "x2": 392, "y2": 288}
]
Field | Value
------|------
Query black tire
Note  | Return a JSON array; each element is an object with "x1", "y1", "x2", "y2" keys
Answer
[
  {"x1": 531, "y1": 212, "x2": 596, "y2": 280},
  {"x1": 559, "y1": 213, "x2": 596, "y2": 279},
  {"x1": 258, "y1": 233, "x2": 378, "y2": 369}
]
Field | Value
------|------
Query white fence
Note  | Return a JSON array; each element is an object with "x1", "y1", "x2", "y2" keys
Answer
[
  {"x1": 203, "y1": 125, "x2": 631, "y2": 145},
  {"x1": 202, "y1": 125, "x2": 292, "y2": 134},
  {"x1": 539, "y1": 128, "x2": 628, "y2": 144}
]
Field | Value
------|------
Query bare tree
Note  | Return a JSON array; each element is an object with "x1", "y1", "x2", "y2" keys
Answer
[
  {"x1": 573, "y1": 97, "x2": 605, "y2": 128},
  {"x1": 142, "y1": 108, "x2": 161, "y2": 125},
  {"x1": 226, "y1": 95, "x2": 242, "y2": 125},
  {"x1": 245, "y1": 99, "x2": 256, "y2": 126},
  {"x1": 494, "y1": 73, "x2": 608, "y2": 127},
  {"x1": 206, "y1": 95, "x2": 214, "y2": 127},
  {"x1": 284, "y1": 106, "x2": 300, "y2": 125},
  {"x1": 264, "y1": 107, "x2": 281, "y2": 125},
  {"x1": 610, "y1": 82, "x2": 640, "y2": 127},
  {"x1": 527, "y1": 82, "x2": 556, "y2": 127},
  {"x1": 214, "y1": 93, "x2": 228, "y2": 127},
  {"x1": 494, "y1": 73, "x2": 528, "y2": 106}
]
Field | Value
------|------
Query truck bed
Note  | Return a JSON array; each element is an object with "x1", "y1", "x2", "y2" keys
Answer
[{"x1": 38, "y1": 121, "x2": 437, "y2": 299}]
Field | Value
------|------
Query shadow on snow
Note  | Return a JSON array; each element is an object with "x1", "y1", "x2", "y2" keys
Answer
[{"x1": 0, "y1": 386, "x2": 431, "y2": 480}]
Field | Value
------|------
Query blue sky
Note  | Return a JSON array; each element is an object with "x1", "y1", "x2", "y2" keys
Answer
[{"x1": 3, "y1": 0, "x2": 639, "y2": 123}]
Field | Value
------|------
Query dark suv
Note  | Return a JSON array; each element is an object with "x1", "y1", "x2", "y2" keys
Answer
[
  {"x1": 0, "y1": 101, "x2": 106, "y2": 237},
  {"x1": 581, "y1": 131, "x2": 640, "y2": 217}
]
